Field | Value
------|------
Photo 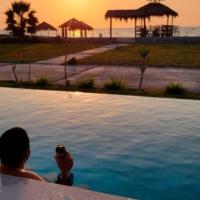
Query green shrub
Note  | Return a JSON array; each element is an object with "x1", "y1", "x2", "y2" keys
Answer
[
  {"x1": 165, "y1": 83, "x2": 186, "y2": 95},
  {"x1": 104, "y1": 78, "x2": 127, "y2": 90},
  {"x1": 35, "y1": 76, "x2": 51, "y2": 87},
  {"x1": 76, "y1": 77, "x2": 95, "y2": 89},
  {"x1": 17, "y1": 80, "x2": 35, "y2": 86},
  {"x1": 67, "y1": 57, "x2": 78, "y2": 65}
]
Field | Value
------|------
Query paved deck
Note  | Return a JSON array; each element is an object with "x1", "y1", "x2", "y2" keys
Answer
[{"x1": 0, "y1": 174, "x2": 129, "y2": 200}]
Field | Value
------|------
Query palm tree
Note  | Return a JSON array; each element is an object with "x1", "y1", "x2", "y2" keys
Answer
[
  {"x1": 138, "y1": 48, "x2": 150, "y2": 90},
  {"x1": 5, "y1": 1, "x2": 38, "y2": 37}
]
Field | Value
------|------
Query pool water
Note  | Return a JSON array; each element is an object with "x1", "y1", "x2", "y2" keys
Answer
[{"x1": 0, "y1": 88, "x2": 199, "y2": 200}]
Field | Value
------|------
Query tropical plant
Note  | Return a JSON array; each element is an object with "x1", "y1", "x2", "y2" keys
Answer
[
  {"x1": 104, "y1": 77, "x2": 127, "y2": 90},
  {"x1": 76, "y1": 77, "x2": 95, "y2": 89},
  {"x1": 67, "y1": 57, "x2": 78, "y2": 65},
  {"x1": 35, "y1": 76, "x2": 51, "y2": 87},
  {"x1": 11, "y1": 63, "x2": 18, "y2": 82},
  {"x1": 17, "y1": 80, "x2": 34, "y2": 86},
  {"x1": 5, "y1": 1, "x2": 38, "y2": 37},
  {"x1": 165, "y1": 82, "x2": 186, "y2": 95},
  {"x1": 138, "y1": 48, "x2": 150, "y2": 90}
]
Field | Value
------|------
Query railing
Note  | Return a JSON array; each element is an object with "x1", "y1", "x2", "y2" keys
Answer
[{"x1": 136, "y1": 25, "x2": 180, "y2": 38}]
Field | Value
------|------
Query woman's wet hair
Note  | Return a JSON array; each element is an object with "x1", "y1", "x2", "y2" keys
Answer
[{"x1": 0, "y1": 127, "x2": 30, "y2": 168}]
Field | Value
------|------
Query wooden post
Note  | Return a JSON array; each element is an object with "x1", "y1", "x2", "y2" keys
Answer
[
  {"x1": 135, "y1": 18, "x2": 137, "y2": 38},
  {"x1": 144, "y1": 18, "x2": 146, "y2": 28},
  {"x1": 167, "y1": 16, "x2": 169, "y2": 36},
  {"x1": 167, "y1": 16, "x2": 169, "y2": 26},
  {"x1": 64, "y1": 53, "x2": 68, "y2": 86},
  {"x1": 144, "y1": 18, "x2": 147, "y2": 37},
  {"x1": 110, "y1": 17, "x2": 112, "y2": 38},
  {"x1": 65, "y1": 27, "x2": 68, "y2": 38},
  {"x1": 62, "y1": 27, "x2": 64, "y2": 37},
  {"x1": 171, "y1": 16, "x2": 174, "y2": 36},
  {"x1": 172, "y1": 16, "x2": 174, "y2": 25},
  {"x1": 28, "y1": 63, "x2": 31, "y2": 81}
]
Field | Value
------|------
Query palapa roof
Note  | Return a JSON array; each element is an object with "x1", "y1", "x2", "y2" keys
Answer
[
  {"x1": 59, "y1": 18, "x2": 80, "y2": 28},
  {"x1": 36, "y1": 22, "x2": 57, "y2": 31},
  {"x1": 79, "y1": 21, "x2": 93, "y2": 30},
  {"x1": 137, "y1": 2, "x2": 178, "y2": 17},
  {"x1": 105, "y1": 10, "x2": 142, "y2": 20},
  {"x1": 59, "y1": 18, "x2": 93, "y2": 31},
  {"x1": 105, "y1": 2, "x2": 178, "y2": 20}
]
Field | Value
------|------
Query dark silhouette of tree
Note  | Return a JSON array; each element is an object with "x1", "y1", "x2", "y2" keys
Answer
[
  {"x1": 138, "y1": 48, "x2": 150, "y2": 90},
  {"x1": 5, "y1": 1, "x2": 38, "y2": 37}
]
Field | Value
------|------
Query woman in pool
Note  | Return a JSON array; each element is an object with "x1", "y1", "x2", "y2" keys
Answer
[{"x1": 0, "y1": 127, "x2": 73, "y2": 185}]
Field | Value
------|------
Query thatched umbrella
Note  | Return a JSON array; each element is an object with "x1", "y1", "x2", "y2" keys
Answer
[
  {"x1": 59, "y1": 18, "x2": 81, "y2": 37},
  {"x1": 36, "y1": 22, "x2": 57, "y2": 37},
  {"x1": 59, "y1": 18, "x2": 93, "y2": 38},
  {"x1": 137, "y1": 2, "x2": 178, "y2": 27},
  {"x1": 105, "y1": 10, "x2": 141, "y2": 38},
  {"x1": 36, "y1": 22, "x2": 57, "y2": 31},
  {"x1": 105, "y1": 1, "x2": 178, "y2": 38},
  {"x1": 79, "y1": 21, "x2": 93, "y2": 37},
  {"x1": 138, "y1": 2, "x2": 178, "y2": 18},
  {"x1": 105, "y1": 10, "x2": 141, "y2": 21}
]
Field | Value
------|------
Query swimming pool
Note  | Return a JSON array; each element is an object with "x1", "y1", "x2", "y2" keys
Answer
[{"x1": 0, "y1": 88, "x2": 199, "y2": 200}]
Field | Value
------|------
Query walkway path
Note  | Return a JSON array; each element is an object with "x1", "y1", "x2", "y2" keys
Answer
[
  {"x1": 0, "y1": 63, "x2": 199, "y2": 92},
  {"x1": 60, "y1": 66, "x2": 200, "y2": 92},
  {"x1": 35, "y1": 44, "x2": 127, "y2": 65}
]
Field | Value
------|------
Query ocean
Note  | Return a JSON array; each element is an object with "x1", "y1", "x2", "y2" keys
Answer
[{"x1": 0, "y1": 27, "x2": 200, "y2": 38}]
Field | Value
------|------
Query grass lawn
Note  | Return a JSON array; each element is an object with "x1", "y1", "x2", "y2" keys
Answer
[
  {"x1": 79, "y1": 44, "x2": 200, "y2": 68},
  {"x1": 0, "y1": 42, "x2": 103, "y2": 63}
]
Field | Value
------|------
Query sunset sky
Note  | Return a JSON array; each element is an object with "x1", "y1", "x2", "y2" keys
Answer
[{"x1": 0, "y1": 0, "x2": 199, "y2": 29}]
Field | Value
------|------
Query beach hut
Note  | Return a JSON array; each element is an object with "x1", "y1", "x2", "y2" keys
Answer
[
  {"x1": 36, "y1": 22, "x2": 57, "y2": 36},
  {"x1": 105, "y1": 0, "x2": 178, "y2": 38},
  {"x1": 79, "y1": 21, "x2": 93, "y2": 37},
  {"x1": 105, "y1": 10, "x2": 141, "y2": 38},
  {"x1": 59, "y1": 18, "x2": 93, "y2": 38}
]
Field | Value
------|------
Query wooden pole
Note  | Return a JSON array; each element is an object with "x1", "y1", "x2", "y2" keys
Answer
[
  {"x1": 64, "y1": 53, "x2": 68, "y2": 86},
  {"x1": 167, "y1": 16, "x2": 169, "y2": 36},
  {"x1": 28, "y1": 63, "x2": 31, "y2": 81},
  {"x1": 167, "y1": 16, "x2": 169, "y2": 26},
  {"x1": 65, "y1": 27, "x2": 68, "y2": 38},
  {"x1": 135, "y1": 18, "x2": 137, "y2": 38},
  {"x1": 144, "y1": 18, "x2": 146, "y2": 28},
  {"x1": 62, "y1": 27, "x2": 64, "y2": 37},
  {"x1": 110, "y1": 17, "x2": 112, "y2": 38},
  {"x1": 171, "y1": 16, "x2": 174, "y2": 36}
]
